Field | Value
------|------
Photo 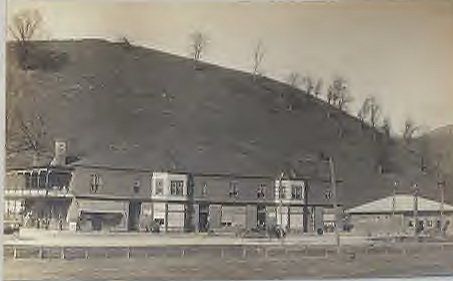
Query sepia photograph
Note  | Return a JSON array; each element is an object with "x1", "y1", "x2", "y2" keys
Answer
[{"x1": 2, "y1": 0, "x2": 453, "y2": 280}]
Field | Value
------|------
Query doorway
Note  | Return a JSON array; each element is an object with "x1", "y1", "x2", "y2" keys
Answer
[
  {"x1": 257, "y1": 205, "x2": 266, "y2": 229},
  {"x1": 199, "y1": 204, "x2": 209, "y2": 232},
  {"x1": 128, "y1": 201, "x2": 142, "y2": 231}
]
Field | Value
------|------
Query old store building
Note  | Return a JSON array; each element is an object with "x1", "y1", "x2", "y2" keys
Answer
[{"x1": 66, "y1": 166, "x2": 330, "y2": 233}]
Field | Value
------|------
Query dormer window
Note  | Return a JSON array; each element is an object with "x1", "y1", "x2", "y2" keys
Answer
[
  {"x1": 170, "y1": 180, "x2": 184, "y2": 196},
  {"x1": 279, "y1": 185, "x2": 286, "y2": 199},
  {"x1": 155, "y1": 178, "x2": 164, "y2": 195},
  {"x1": 90, "y1": 174, "x2": 102, "y2": 193},
  {"x1": 201, "y1": 183, "x2": 208, "y2": 196},
  {"x1": 257, "y1": 184, "x2": 266, "y2": 199},
  {"x1": 229, "y1": 181, "x2": 239, "y2": 198},
  {"x1": 291, "y1": 185, "x2": 303, "y2": 200}
]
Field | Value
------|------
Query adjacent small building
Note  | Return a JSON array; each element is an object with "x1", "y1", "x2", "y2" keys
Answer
[{"x1": 345, "y1": 194, "x2": 453, "y2": 237}]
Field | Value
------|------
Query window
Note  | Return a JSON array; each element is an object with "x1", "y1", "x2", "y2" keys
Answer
[
  {"x1": 24, "y1": 173, "x2": 31, "y2": 189},
  {"x1": 170, "y1": 180, "x2": 184, "y2": 196},
  {"x1": 90, "y1": 174, "x2": 103, "y2": 193},
  {"x1": 31, "y1": 171, "x2": 38, "y2": 189},
  {"x1": 279, "y1": 185, "x2": 286, "y2": 199},
  {"x1": 201, "y1": 183, "x2": 208, "y2": 196},
  {"x1": 257, "y1": 184, "x2": 266, "y2": 199},
  {"x1": 154, "y1": 218, "x2": 164, "y2": 225},
  {"x1": 229, "y1": 181, "x2": 239, "y2": 198},
  {"x1": 38, "y1": 171, "x2": 47, "y2": 189},
  {"x1": 291, "y1": 185, "x2": 303, "y2": 200},
  {"x1": 155, "y1": 179, "x2": 164, "y2": 195},
  {"x1": 133, "y1": 180, "x2": 140, "y2": 193}
]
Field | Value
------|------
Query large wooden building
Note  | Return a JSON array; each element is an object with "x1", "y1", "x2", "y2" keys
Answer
[{"x1": 5, "y1": 142, "x2": 334, "y2": 234}]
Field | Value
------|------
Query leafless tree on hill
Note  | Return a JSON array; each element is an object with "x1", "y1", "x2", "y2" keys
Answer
[
  {"x1": 120, "y1": 36, "x2": 132, "y2": 50},
  {"x1": 314, "y1": 78, "x2": 323, "y2": 98},
  {"x1": 302, "y1": 76, "x2": 314, "y2": 95},
  {"x1": 381, "y1": 117, "x2": 391, "y2": 140},
  {"x1": 286, "y1": 72, "x2": 300, "y2": 88},
  {"x1": 402, "y1": 118, "x2": 419, "y2": 144},
  {"x1": 6, "y1": 62, "x2": 51, "y2": 164},
  {"x1": 358, "y1": 96, "x2": 381, "y2": 129},
  {"x1": 368, "y1": 97, "x2": 381, "y2": 129},
  {"x1": 9, "y1": 9, "x2": 43, "y2": 69},
  {"x1": 189, "y1": 31, "x2": 208, "y2": 70},
  {"x1": 252, "y1": 40, "x2": 265, "y2": 81},
  {"x1": 327, "y1": 77, "x2": 352, "y2": 111}
]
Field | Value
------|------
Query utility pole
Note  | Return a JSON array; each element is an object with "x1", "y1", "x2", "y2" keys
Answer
[
  {"x1": 412, "y1": 183, "x2": 419, "y2": 240},
  {"x1": 392, "y1": 180, "x2": 398, "y2": 217},
  {"x1": 328, "y1": 157, "x2": 340, "y2": 253},
  {"x1": 278, "y1": 172, "x2": 284, "y2": 229},
  {"x1": 438, "y1": 179, "x2": 446, "y2": 237}
]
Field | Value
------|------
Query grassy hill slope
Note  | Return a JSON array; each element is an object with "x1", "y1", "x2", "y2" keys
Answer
[{"x1": 6, "y1": 39, "x2": 450, "y2": 207}]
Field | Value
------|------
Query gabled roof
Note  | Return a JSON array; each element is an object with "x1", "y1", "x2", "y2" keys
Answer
[{"x1": 346, "y1": 194, "x2": 453, "y2": 214}]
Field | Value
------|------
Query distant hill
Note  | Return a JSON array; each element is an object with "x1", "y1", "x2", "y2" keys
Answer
[
  {"x1": 5, "y1": 39, "x2": 451, "y2": 208},
  {"x1": 416, "y1": 125, "x2": 453, "y2": 183}
]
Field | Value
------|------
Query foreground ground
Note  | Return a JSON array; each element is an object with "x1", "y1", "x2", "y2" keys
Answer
[
  {"x1": 4, "y1": 250, "x2": 453, "y2": 280},
  {"x1": 4, "y1": 230, "x2": 453, "y2": 280}
]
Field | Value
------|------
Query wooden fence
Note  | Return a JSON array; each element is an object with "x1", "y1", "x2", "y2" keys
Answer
[{"x1": 4, "y1": 243, "x2": 453, "y2": 260}]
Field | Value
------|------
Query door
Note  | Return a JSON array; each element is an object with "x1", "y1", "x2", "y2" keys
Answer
[
  {"x1": 199, "y1": 204, "x2": 209, "y2": 232},
  {"x1": 257, "y1": 205, "x2": 266, "y2": 229},
  {"x1": 92, "y1": 215, "x2": 102, "y2": 231},
  {"x1": 128, "y1": 201, "x2": 142, "y2": 231}
]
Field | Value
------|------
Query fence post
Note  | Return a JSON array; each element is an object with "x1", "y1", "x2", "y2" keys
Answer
[
  {"x1": 85, "y1": 248, "x2": 89, "y2": 259},
  {"x1": 13, "y1": 247, "x2": 17, "y2": 259},
  {"x1": 181, "y1": 248, "x2": 185, "y2": 258},
  {"x1": 60, "y1": 247, "x2": 65, "y2": 260},
  {"x1": 127, "y1": 247, "x2": 131, "y2": 259},
  {"x1": 38, "y1": 246, "x2": 43, "y2": 259}
]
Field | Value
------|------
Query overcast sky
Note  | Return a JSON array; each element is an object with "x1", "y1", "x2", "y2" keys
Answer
[{"x1": 8, "y1": 0, "x2": 453, "y2": 132}]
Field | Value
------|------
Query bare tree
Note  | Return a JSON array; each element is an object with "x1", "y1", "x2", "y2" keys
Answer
[
  {"x1": 368, "y1": 96, "x2": 381, "y2": 128},
  {"x1": 327, "y1": 77, "x2": 352, "y2": 111},
  {"x1": 357, "y1": 98, "x2": 370, "y2": 125},
  {"x1": 375, "y1": 116, "x2": 393, "y2": 173},
  {"x1": 286, "y1": 72, "x2": 300, "y2": 88},
  {"x1": 402, "y1": 118, "x2": 419, "y2": 144},
  {"x1": 120, "y1": 36, "x2": 132, "y2": 50},
  {"x1": 314, "y1": 78, "x2": 323, "y2": 98},
  {"x1": 6, "y1": 58, "x2": 52, "y2": 165},
  {"x1": 381, "y1": 117, "x2": 391, "y2": 140},
  {"x1": 358, "y1": 96, "x2": 381, "y2": 128},
  {"x1": 189, "y1": 31, "x2": 208, "y2": 69},
  {"x1": 252, "y1": 40, "x2": 265, "y2": 81},
  {"x1": 301, "y1": 76, "x2": 314, "y2": 95},
  {"x1": 9, "y1": 9, "x2": 43, "y2": 69}
]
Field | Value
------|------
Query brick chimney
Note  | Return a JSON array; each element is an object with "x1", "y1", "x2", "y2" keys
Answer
[{"x1": 51, "y1": 139, "x2": 67, "y2": 166}]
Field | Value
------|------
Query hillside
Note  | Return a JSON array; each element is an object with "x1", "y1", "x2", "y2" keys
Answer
[{"x1": 5, "y1": 39, "x2": 450, "y2": 208}]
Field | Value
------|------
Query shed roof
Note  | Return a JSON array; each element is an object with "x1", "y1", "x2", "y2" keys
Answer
[{"x1": 346, "y1": 194, "x2": 453, "y2": 214}]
